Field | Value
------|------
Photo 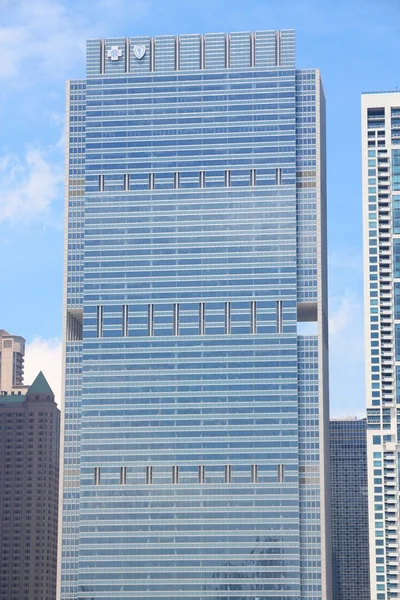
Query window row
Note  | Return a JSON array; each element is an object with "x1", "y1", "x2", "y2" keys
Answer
[
  {"x1": 96, "y1": 168, "x2": 288, "y2": 192},
  {"x1": 94, "y1": 300, "x2": 285, "y2": 338},
  {"x1": 99, "y1": 31, "x2": 284, "y2": 74},
  {"x1": 93, "y1": 464, "x2": 285, "y2": 485}
]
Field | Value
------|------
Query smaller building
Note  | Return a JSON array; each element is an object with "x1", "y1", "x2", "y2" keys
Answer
[
  {"x1": 0, "y1": 329, "x2": 27, "y2": 394},
  {"x1": 330, "y1": 418, "x2": 370, "y2": 600},
  {"x1": 0, "y1": 371, "x2": 60, "y2": 600}
]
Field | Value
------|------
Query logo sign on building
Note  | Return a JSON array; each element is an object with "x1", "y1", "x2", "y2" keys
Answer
[
  {"x1": 133, "y1": 45, "x2": 146, "y2": 60},
  {"x1": 107, "y1": 46, "x2": 122, "y2": 61}
]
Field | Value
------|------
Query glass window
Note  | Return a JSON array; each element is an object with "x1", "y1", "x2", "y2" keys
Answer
[
  {"x1": 394, "y1": 239, "x2": 400, "y2": 278},
  {"x1": 393, "y1": 197, "x2": 400, "y2": 234}
]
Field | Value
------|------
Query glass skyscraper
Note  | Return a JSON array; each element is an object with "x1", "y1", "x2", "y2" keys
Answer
[
  {"x1": 362, "y1": 92, "x2": 400, "y2": 599},
  {"x1": 60, "y1": 29, "x2": 331, "y2": 600},
  {"x1": 330, "y1": 418, "x2": 370, "y2": 600}
]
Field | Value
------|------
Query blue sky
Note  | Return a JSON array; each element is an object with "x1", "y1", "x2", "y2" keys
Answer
[{"x1": 0, "y1": 0, "x2": 398, "y2": 412}]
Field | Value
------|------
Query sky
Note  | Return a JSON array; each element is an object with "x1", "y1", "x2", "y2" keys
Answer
[{"x1": 0, "y1": 0, "x2": 398, "y2": 413}]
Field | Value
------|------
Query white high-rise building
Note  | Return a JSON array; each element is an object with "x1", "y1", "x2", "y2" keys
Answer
[{"x1": 362, "y1": 92, "x2": 400, "y2": 600}]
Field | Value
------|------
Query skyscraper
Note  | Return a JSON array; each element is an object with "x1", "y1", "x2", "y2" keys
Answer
[
  {"x1": 0, "y1": 371, "x2": 60, "y2": 600},
  {"x1": 330, "y1": 418, "x2": 370, "y2": 600},
  {"x1": 0, "y1": 329, "x2": 26, "y2": 394},
  {"x1": 61, "y1": 30, "x2": 331, "y2": 599},
  {"x1": 362, "y1": 92, "x2": 400, "y2": 600}
]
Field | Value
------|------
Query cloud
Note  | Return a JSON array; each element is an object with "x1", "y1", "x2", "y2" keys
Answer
[
  {"x1": 329, "y1": 292, "x2": 365, "y2": 418},
  {"x1": 328, "y1": 249, "x2": 363, "y2": 276},
  {"x1": 24, "y1": 337, "x2": 62, "y2": 406},
  {"x1": 329, "y1": 294, "x2": 360, "y2": 336},
  {"x1": 0, "y1": 147, "x2": 63, "y2": 224},
  {"x1": 0, "y1": 0, "x2": 151, "y2": 85},
  {"x1": 0, "y1": 0, "x2": 83, "y2": 81},
  {"x1": 327, "y1": 245, "x2": 366, "y2": 417}
]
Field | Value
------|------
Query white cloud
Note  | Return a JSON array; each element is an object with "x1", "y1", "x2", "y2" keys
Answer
[
  {"x1": 329, "y1": 294, "x2": 359, "y2": 336},
  {"x1": 0, "y1": 0, "x2": 151, "y2": 85},
  {"x1": 328, "y1": 249, "x2": 363, "y2": 276},
  {"x1": 0, "y1": 147, "x2": 63, "y2": 224},
  {"x1": 328, "y1": 292, "x2": 366, "y2": 418},
  {"x1": 0, "y1": 0, "x2": 82, "y2": 81},
  {"x1": 24, "y1": 337, "x2": 62, "y2": 406},
  {"x1": 327, "y1": 245, "x2": 366, "y2": 417}
]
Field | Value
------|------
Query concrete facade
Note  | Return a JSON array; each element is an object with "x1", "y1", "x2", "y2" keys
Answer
[
  {"x1": 0, "y1": 329, "x2": 26, "y2": 395},
  {"x1": 362, "y1": 91, "x2": 400, "y2": 600},
  {"x1": 0, "y1": 371, "x2": 60, "y2": 600}
]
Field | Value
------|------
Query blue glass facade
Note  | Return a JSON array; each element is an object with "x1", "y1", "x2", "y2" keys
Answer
[
  {"x1": 330, "y1": 419, "x2": 370, "y2": 600},
  {"x1": 61, "y1": 30, "x2": 330, "y2": 600}
]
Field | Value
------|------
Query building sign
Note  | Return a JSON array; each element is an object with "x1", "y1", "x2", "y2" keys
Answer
[
  {"x1": 107, "y1": 46, "x2": 122, "y2": 61},
  {"x1": 133, "y1": 45, "x2": 146, "y2": 60}
]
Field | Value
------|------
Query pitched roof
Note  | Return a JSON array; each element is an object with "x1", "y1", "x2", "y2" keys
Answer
[{"x1": 27, "y1": 371, "x2": 54, "y2": 397}]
